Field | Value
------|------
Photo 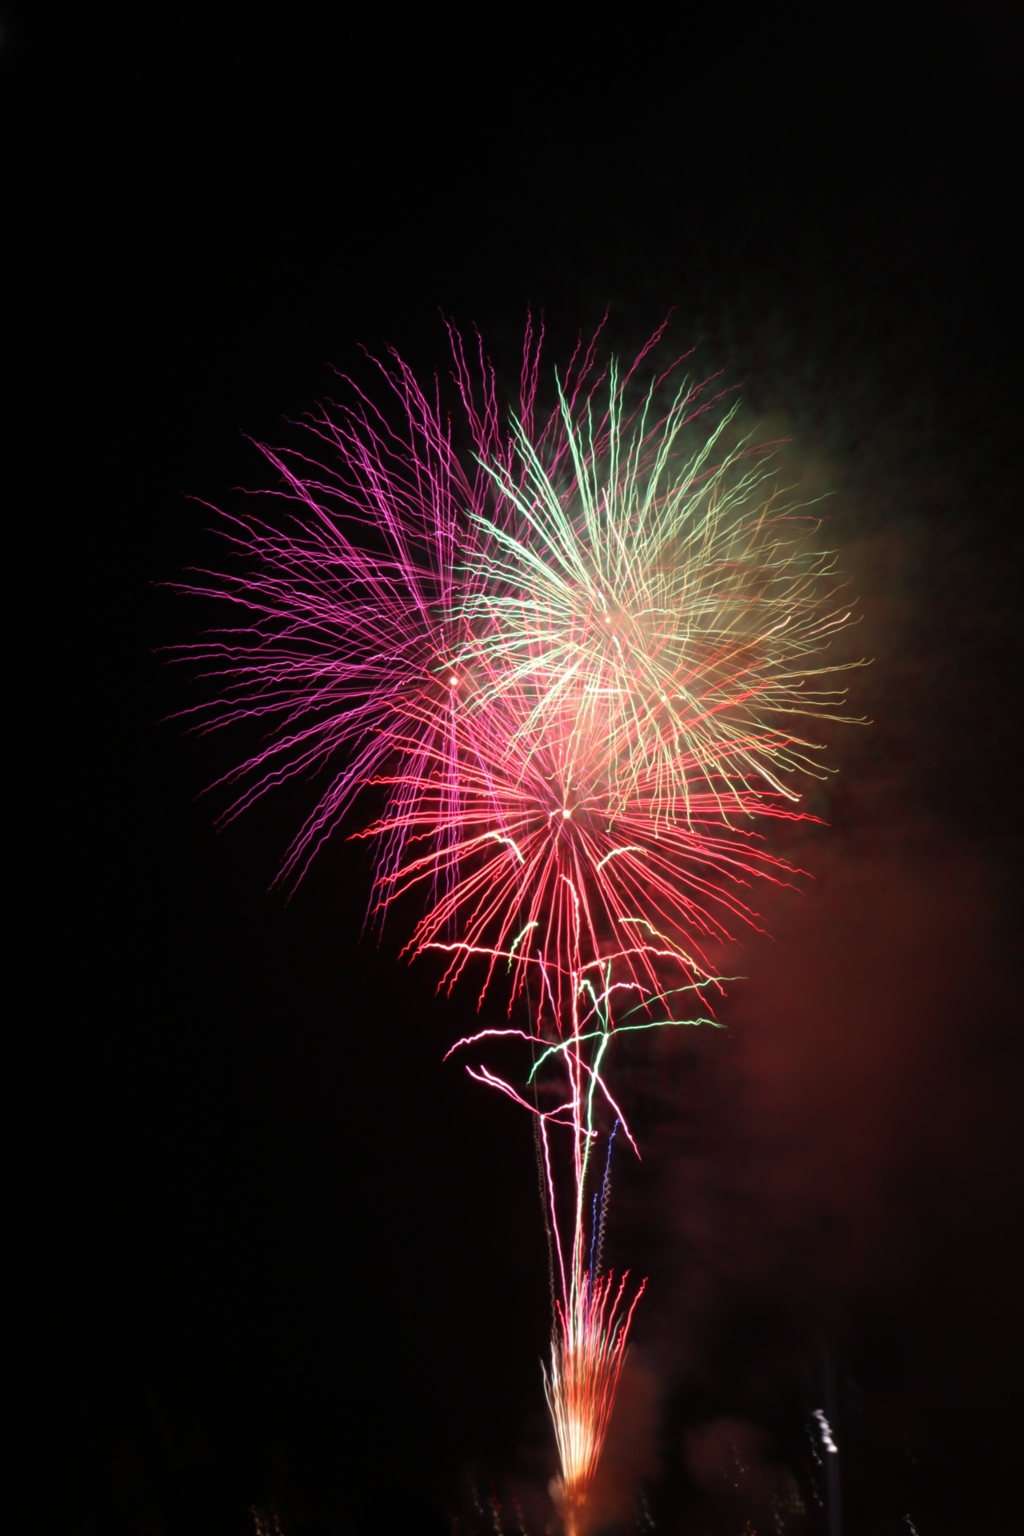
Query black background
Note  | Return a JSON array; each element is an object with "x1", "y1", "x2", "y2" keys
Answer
[{"x1": 8, "y1": 6, "x2": 1023, "y2": 1534}]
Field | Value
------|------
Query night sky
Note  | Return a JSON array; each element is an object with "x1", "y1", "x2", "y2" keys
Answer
[{"x1": 10, "y1": 9, "x2": 1022, "y2": 1535}]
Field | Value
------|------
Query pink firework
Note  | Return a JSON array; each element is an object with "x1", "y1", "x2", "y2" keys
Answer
[{"x1": 178, "y1": 317, "x2": 858, "y2": 1531}]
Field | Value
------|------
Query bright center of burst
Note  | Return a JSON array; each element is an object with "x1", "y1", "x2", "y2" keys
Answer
[{"x1": 562, "y1": 808, "x2": 571, "y2": 818}]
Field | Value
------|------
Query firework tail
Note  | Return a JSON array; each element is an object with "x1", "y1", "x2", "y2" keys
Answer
[{"x1": 545, "y1": 1271, "x2": 647, "y2": 1536}]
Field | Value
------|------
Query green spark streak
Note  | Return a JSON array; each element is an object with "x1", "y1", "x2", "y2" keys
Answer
[
  {"x1": 527, "y1": 1014, "x2": 723, "y2": 1085},
  {"x1": 619, "y1": 979, "x2": 741, "y2": 1020},
  {"x1": 449, "y1": 369, "x2": 863, "y2": 833},
  {"x1": 506, "y1": 921, "x2": 539, "y2": 968}
]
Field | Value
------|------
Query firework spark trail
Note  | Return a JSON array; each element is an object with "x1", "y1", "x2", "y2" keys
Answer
[{"x1": 177, "y1": 318, "x2": 859, "y2": 1531}]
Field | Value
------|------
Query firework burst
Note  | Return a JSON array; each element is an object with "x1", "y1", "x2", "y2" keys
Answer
[{"x1": 178, "y1": 318, "x2": 858, "y2": 1531}]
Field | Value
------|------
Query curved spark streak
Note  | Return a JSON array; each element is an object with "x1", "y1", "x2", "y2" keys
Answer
[
  {"x1": 488, "y1": 831, "x2": 526, "y2": 862},
  {"x1": 596, "y1": 846, "x2": 645, "y2": 870},
  {"x1": 443, "y1": 1024, "x2": 540, "y2": 1061}
]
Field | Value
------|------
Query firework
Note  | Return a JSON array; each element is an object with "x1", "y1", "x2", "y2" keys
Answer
[{"x1": 178, "y1": 318, "x2": 857, "y2": 1531}]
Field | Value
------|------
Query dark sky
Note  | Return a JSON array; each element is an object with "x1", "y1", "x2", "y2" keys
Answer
[{"x1": 10, "y1": 8, "x2": 1022, "y2": 1536}]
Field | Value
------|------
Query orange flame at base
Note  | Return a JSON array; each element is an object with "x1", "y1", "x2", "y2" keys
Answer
[{"x1": 544, "y1": 1271, "x2": 646, "y2": 1536}]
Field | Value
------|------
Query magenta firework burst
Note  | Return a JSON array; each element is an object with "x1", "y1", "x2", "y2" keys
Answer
[{"x1": 179, "y1": 317, "x2": 858, "y2": 1532}]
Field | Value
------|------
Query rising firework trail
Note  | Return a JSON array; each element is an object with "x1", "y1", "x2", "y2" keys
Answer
[{"x1": 177, "y1": 316, "x2": 859, "y2": 1533}]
